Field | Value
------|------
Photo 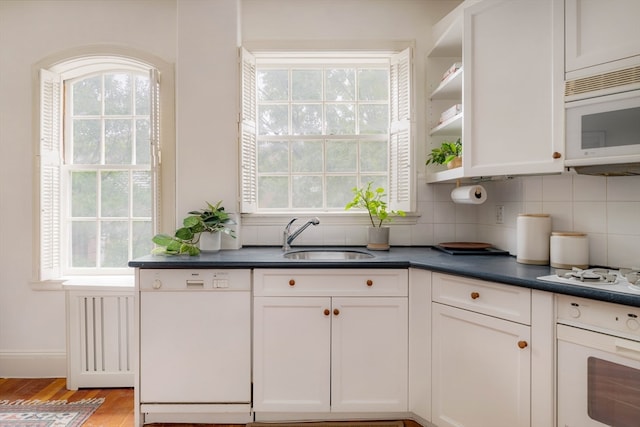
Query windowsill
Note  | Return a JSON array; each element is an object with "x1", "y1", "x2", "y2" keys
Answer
[
  {"x1": 31, "y1": 275, "x2": 135, "y2": 291},
  {"x1": 240, "y1": 212, "x2": 420, "y2": 226}
]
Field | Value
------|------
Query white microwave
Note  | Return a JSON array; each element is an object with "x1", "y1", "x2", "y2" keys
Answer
[{"x1": 565, "y1": 66, "x2": 640, "y2": 175}]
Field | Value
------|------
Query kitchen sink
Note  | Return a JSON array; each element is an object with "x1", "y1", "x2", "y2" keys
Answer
[{"x1": 283, "y1": 249, "x2": 374, "y2": 260}]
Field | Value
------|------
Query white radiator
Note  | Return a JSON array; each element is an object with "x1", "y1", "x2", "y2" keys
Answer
[{"x1": 65, "y1": 288, "x2": 134, "y2": 390}]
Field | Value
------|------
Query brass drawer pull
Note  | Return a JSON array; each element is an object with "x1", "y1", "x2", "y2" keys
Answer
[
  {"x1": 366, "y1": 279, "x2": 373, "y2": 287},
  {"x1": 518, "y1": 340, "x2": 528, "y2": 349},
  {"x1": 333, "y1": 308, "x2": 340, "y2": 316},
  {"x1": 471, "y1": 291, "x2": 480, "y2": 300},
  {"x1": 289, "y1": 279, "x2": 295, "y2": 286},
  {"x1": 324, "y1": 309, "x2": 330, "y2": 316}
]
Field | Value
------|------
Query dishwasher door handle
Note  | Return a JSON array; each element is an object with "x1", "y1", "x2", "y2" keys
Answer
[{"x1": 186, "y1": 280, "x2": 205, "y2": 288}]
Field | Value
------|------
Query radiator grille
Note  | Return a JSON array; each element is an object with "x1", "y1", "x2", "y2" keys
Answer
[
  {"x1": 565, "y1": 66, "x2": 640, "y2": 97},
  {"x1": 66, "y1": 291, "x2": 134, "y2": 389}
]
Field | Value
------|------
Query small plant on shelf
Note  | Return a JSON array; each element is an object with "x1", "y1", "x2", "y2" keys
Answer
[
  {"x1": 425, "y1": 138, "x2": 462, "y2": 168},
  {"x1": 151, "y1": 200, "x2": 235, "y2": 256}
]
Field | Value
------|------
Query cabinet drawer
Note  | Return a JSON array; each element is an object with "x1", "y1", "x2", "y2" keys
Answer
[
  {"x1": 253, "y1": 268, "x2": 408, "y2": 297},
  {"x1": 432, "y1": 273, "x2": 531, "y2": 325}
]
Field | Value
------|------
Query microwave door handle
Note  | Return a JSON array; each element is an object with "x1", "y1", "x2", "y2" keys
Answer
[{"x1": 614, "y1": 338, "x2": 640, "y2": 358}]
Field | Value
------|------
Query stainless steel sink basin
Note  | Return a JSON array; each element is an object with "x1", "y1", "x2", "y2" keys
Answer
[{"x1": 283, "y1": 249, "x2": 374, "y2": 260}]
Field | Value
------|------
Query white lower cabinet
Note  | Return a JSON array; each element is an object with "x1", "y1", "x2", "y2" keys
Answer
[
  {"x1": 252, "y1": 269, "x2": 408, "y2": 414},
  {"x1": 431, "y1": 273, "x2": 532, "y2": 427}
]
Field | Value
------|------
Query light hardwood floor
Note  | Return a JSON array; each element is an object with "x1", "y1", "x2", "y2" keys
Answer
[{"x1": 0, "y1": 378, "x2": 422, "y2": 427}]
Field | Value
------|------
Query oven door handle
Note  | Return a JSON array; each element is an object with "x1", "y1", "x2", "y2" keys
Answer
[{"x1": 615, "y1": 338, "x2": 640, "y2": 356}]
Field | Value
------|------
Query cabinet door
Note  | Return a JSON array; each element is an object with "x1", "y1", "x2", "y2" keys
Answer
[
  {"x1": 253, "y1": 297, "x2": 331, "y2": 412},
  {"x1": 565, "y1": 0, "x2": 640, "y2": 75},
  {"x1": 432, "y1": 302, "x2": 531, "y2": 427},
  {"x1": 331, "y1": 297, "x2": 408, "y2": 412},
  {"x1": 463, "y1": 0, "x2": 564, "y2": 177}
]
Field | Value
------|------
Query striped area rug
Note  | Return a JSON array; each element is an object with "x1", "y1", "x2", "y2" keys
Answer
[{"x1": 0, "y1": 398, "x2": 104, "y2": 427}]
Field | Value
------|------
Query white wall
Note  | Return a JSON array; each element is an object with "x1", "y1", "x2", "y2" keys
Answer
[{"x1": 0, "y1": 0, "x2": 178, "y2": 376}]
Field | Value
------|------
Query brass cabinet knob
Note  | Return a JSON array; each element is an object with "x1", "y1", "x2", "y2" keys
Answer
[
  {"x1": 333, "y1": 308, "x2": 340, "y2": 316},
  {"x1": 289, "y1": 279, "x2": 295, "y2": 286},
  {"x1": 518, "y1": 340, "x2": 528, "y2": 349},
  {"x1": 366, "y1": 279, "x2": 373, "y2": 287},
  {"x1": 324, "y1": 309, "x2": 330, "y2": 316},
  {"x1": 552, "y1": 151, "x2": 562, "y2": 159},
  {"x1": 470, "y1": 292, "x2": 480, "y2": 300}
]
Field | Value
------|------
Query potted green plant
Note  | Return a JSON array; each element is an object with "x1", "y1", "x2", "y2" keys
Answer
[
  {"x1": 425, "y1": 138, "x2": 462, "y2": 169},
  {"x1": 345, "y1": 182, "x2": 405, "y2": 250},
  {"x1": 151, "y1": 200, "x2": 235, "y2": 255}
]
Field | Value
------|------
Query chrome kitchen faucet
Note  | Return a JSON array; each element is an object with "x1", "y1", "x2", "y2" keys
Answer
[{"x1": 283, "y1": 217, "x2": 320, "y2": 251}]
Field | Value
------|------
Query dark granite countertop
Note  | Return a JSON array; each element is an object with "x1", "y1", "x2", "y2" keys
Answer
[{"x1": 129, "y1": 246, "x2": 640, "y2": 307}]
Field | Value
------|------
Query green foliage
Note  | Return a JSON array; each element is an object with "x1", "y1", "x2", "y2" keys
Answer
[
  {"x1": 425, "y1": 138, "x2": 462, "y2": 165},
  {"x1": 345, "y1": 182, "x2": 405, "y2": 228},
  {"x1": 151, "y1": 200, "x2": 235, "y2": 256}
]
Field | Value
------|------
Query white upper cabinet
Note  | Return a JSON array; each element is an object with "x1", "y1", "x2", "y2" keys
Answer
[
  {"x1": 427, "y1": 0, "x2": 564, "y2": 182},
  {"x1": 565, "y1": 0, "x2": 640, "y2": 78}
]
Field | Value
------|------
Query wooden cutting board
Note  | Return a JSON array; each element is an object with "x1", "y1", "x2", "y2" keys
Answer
[{"x1": 438, "y1": 242, "x2": 493, "y2": 250}]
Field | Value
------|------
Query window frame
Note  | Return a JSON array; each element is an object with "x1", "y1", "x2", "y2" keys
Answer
[
  {"x1": 33, "y1": 49, "x2": 175, "y2": 286},
  {"x1": 240, "y1": 47, "x2": 414, "y2": 217},
  {"x1": 62, "y1": 68, "x2": 154, "y2": 275}
]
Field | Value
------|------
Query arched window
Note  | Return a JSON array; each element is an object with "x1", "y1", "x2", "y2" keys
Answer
[{"x1": 37, "y1": 53, "x2": 171, "y2": 281}]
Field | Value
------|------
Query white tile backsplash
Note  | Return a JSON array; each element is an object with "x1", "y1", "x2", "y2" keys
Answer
[
  {"x1": 607, "y1": 202, "x2": 640, "y2": 235},
  {"x1": 542, "y1": 175, "x2": 574, "y2": 202},
  {"x1": 607, "y1": 175, "x2": 640, "y2": 201},
  {"x1": 522, "y1": 176, "x2": 543, "y2": 201},
  {"x1": 240, "y1": 174, "x2": 640, "y2": 268},
  {"x1": 434, "y1": 201, "x2": 456, "y2": 224},
  {"x1": 542, "y1": 201, "x2": 574, "y2": 232},
  {"x1": 433, "y1": 223, "x2": 456, "y2": 243},
  {"x1": 573, "y1": 201, "x2": 607, "y2": 233},
  {"x1": 607, "y1": 234, "x2": 640, "y2": 269},
  {"x1": 573, "y1": 174, "x2": 606, "y2": 201},
  {"x1": 486, "y1": 174, "x2": 640, "y2": 268}
]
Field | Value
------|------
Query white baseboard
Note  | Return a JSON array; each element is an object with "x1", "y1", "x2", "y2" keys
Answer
[{"x1": 0, "y1": 351, "x2": 66, "y2": 378}]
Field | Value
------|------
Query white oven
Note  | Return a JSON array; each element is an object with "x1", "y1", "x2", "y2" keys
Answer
[{"x1": 557, "y1": 294, "x2": 640, "y2": 427}]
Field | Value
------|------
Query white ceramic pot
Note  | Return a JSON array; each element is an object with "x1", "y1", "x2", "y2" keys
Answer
[
  {"x1": 367, "y1": 227, "x2": 390, "y2": 251},
  {"x1": 516, "y1": 213, "x2": 551, "y2": 265},
  {"x1": 550, "y1": 232, "x2": 589, "y2": 269},
  {"x1": 199, "y1": 232, "x2": 222, "y2": 252}
]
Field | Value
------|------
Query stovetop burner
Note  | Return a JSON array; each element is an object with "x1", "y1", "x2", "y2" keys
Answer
[
  {"x1": 563, "y1": 268, "x2": 618, "y2": 282},
  {"x1": 538, "y1": 267, "x2": 640, "y2": 295}
]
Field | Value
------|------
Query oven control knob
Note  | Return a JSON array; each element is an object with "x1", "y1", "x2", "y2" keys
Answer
[
  {"x1": 627, "y1": 318, "x2": 640, "y2": 331},
  {"x1": 568, "y1": 305, "x2": 581, "y2": 318},
  {"x1": 152, "y1": 279, "x2": 162, "y2": 289}
]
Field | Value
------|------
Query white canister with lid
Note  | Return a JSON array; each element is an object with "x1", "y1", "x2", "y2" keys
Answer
[
  {"x1": 517, "y1": 214, "x2": 551, "y2": 265},
  {"x1": 550, "y1": 232, "x2": 589, "y2": 269}
]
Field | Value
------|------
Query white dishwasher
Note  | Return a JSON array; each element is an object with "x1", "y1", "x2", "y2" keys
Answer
[{"x1": 136, "y1": 268, "x2": 251, "y2": 426}]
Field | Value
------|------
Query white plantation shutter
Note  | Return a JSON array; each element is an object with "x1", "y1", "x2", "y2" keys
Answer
[
  {"x1": 149, "y1": 68, "x2": 161, "y2": 234},
  {"x1": 39, "y1": 69, "x2": 62, "y2": 281},
  {"x1": 240, "y1": 48, "x2": 257, "y2": 213},
  {"x1": 389, "y1": 47, "x2": 413, "y2": 213}
]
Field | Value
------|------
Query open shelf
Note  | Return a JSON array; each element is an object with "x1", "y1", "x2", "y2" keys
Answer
[
  {"x1": 426, "y1": 165, "x2": 464, "y2": 184},
  {"x1": 429, "y1": 113, "x2": 462, "y2": 136},
  {"x1": 430, "y1": 68, "x2": 462, "y2": 100}
]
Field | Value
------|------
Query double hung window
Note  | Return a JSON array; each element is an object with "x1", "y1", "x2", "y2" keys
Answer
[
  {"x1": 240, "y1": 48, "x2": 413, "y2": 215},
  {"x1": 38, "y1": 58, "x2": 161, "y2": 281}
]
